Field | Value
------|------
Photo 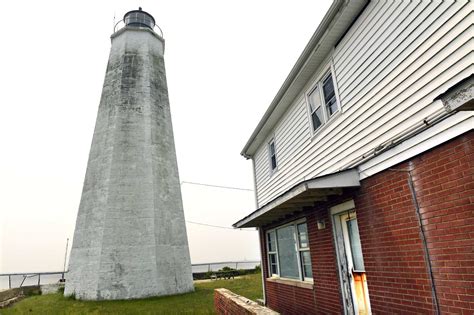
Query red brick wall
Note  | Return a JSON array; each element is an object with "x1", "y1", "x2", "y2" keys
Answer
[
  {"x1": 259, "y1": 131, "x2": 473, "y2": 315},
  {"x1": 261, "y1": 208, "x2": 343, "y2": 314},
  {"x1": 411, "y1": 131, "x2": 474, "y2": 314},
  {"x1": 307, "y1": 206, "x2": 344, "y2": 313},
  {"x1": 354, "y1": 163, "x2": 435, "y2": 314},
  {"x1": 353, "y1": 131, "x2": 474, "y2": 314}
]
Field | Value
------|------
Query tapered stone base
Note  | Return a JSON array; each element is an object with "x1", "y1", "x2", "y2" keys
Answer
[{"x1": 65, "y1": 26, "x2": 194, "y2": 300}]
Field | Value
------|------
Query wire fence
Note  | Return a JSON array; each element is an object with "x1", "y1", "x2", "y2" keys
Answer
[{"x1": 0, "y1": 260, "x2": 260, "y2": 290}]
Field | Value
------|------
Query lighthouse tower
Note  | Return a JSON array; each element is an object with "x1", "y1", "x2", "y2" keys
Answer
[{"x1": 65, "y1": 8, "x2": 194, "y2": 300}]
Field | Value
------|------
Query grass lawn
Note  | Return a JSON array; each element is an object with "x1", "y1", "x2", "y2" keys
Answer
[{"x1": 2, "y1": 273, "x2": 262, "y2": 314}]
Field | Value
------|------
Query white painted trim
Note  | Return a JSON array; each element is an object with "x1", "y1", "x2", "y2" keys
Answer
[
  {"x1": 257, "y1": 227, "x2": 267, "y2": 305},
  {"x1": 339, "y1": 212, "x2": 359, "y2": 315},
  {"x1": 266, "y1": 230, "x2": 279, "y2": 278},
  {"x1": 234, "y1": 169, "x2": 360, "y2": 228},
  {"x1": 305, "y1": 63, "x2": 343, "y2": 139},
  {"x1": 331, "y1": 59, "x2": 344, "y2": 114},
  {"x1": 331, "y1": 212, "x2": 349, "y2": 314},
  {"x1": 358, "y1": 112, "x2": 473, "y2": 179},
  {"x1": 307, "y1": 169, "x2": 360, "y2": 188},
  {"x1": 265, "y1": 219, "x2": 313, "y2": 283},
  {"x1": 330, "y1": 200, "x2": 356, "y2": 215}
]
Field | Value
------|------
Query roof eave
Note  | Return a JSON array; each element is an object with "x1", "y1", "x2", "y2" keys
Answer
[
  {"x1": 233, "y1": 169, "x2": 360, "y2": 228},
  {"x1": 241, "y1": 0, "x2": 369, "y2": 158}
]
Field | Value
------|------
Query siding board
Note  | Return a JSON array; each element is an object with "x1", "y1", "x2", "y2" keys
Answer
[
  {"x1": 258, "y1": 61, "x2": 472, "y2": 204},
  {"x1": 253, "y1": 0, "x2": 472, "y2": 206},
  {"x1": 335, "y1": 0, "x2": 380, "y2": 55},
  {"x1": 335, "y1": 0, "x2": 433, "y2": 87},
  {"x1": 336, "y1": 1, "x2": 418, "y2": 89},
  {"x1": 340, "y1": 1, "x2": 462, "y2": 106},
  {"x1": 334, "y1": 0, "x2": 390, "y2": 69},
  {"x1": 334, "y1": 0, "x2": 402, "y2": 79}
]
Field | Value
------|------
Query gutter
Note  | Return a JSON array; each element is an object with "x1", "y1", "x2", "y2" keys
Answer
[{"x1": 240, "y1": 0, "x2": 347, "y2": 159}]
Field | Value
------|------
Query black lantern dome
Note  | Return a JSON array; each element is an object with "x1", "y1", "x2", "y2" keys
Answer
[{"x1": 123, "y1": 7, "x2": 155, "y2": 30}]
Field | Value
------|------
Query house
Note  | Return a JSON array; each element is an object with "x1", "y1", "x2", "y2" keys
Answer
[{"x1": 233, "y1": 0, "x2": 473, "y2": 314}]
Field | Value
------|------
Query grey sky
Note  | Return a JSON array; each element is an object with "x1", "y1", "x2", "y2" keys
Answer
[{"x1": 0, "y1": 0, "x2": 331, "y2": 273}]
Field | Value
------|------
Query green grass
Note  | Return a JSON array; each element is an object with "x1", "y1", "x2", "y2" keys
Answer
[{"x1": 2, "y1": 273, "x2": 262, "y2": 315}]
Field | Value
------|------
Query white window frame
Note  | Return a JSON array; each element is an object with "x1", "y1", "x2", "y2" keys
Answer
[
  {"x1": 268, "y1": 138, "x2": 278, "y2": 174},
  {"x1": 266, "y1": 230, "x2": 279, "y2": 277},
  {"x1": 305, "y1": 64, "x2": 341, "y2": 135},
  {"x1": 266, "y1": 219, "x2": 313, "y2": 283},
  {"x1": 296, "y1": 222, "x2": 312, "y2": 282}
]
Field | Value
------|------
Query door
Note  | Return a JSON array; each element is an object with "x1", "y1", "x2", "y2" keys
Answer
[{"x1": 333, "y1": 209, "x2": 371, "y2": 315}]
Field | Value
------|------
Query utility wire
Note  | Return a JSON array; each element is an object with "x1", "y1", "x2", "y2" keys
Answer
[
  {"x1": 186, "y1": 220, "x2": 256, "y2": 232},
  {"x1": 181, "y1": 181, "x2": 255, "y2": 231},
  {"x1": 181, "y1": 181, "x2": 253, "y2": 192}
]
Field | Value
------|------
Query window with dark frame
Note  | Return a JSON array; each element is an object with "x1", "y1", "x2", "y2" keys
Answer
[
  {"x1": 307, "y1": 70, "x2": 339, "y2": 132},
  {"x1": 266, "y1": 221, "x2": 313, "y2": 282},
  {"x1": 308, "y1": 87, "x2": 324, "y2": 131},
  {"x1": 269, "y1": 139, "x2": 277, "y2": 171},
  {"x1": 323, "y1": 73, "x2": 337, "y2": 117}
]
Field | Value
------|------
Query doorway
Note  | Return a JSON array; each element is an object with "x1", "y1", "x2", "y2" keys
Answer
[{"x1": 331, "y1": 201, "x2": 371, "y2": 315}]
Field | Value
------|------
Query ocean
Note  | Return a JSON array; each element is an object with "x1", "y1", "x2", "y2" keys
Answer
[{"x1": 0, "y1": 261, "x2": 260, "y2": 290}]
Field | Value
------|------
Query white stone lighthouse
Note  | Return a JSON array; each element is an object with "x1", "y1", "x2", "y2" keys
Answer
[{"x1": 65, "y1": 8, "x2": 194, "y2": 300}]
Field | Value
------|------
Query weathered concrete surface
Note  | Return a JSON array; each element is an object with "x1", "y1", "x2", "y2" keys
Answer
[
  {"x1": 214, "y1": 288, "x2": 279, "y2": 314},
  {"x1": 0, "y1": 286, "x2": 41, "y2": 308},
  {"x1": 40, "y1": 283, "x2": 64, "y2": 294},
  {"x1": 65, "y1": 26, "x2": 194, "y2": 300}
]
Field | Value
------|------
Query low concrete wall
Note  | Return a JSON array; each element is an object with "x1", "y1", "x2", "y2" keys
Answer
[
  {"x1": 214, "y1": 288, "x2": 278, "y2": 315},
  {"x1": 41, "y1": 283, "x2": 64, "y2": 295},
  {"x1": 0, "y1": 286, "x2": 40, "y2": 308}
]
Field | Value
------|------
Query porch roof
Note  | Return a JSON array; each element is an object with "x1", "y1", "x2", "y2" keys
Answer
[{"x1": 233, "y1": 169, "x2": 360, "y2": 228}]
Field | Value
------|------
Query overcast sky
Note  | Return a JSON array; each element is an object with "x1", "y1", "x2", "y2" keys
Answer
[{"x1": 0, "y1": 0, "x2": 332, "y2": 274}]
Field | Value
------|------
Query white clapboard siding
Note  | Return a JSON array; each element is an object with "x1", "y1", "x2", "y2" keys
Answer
[
  {"x1": 253, "y1": 0, "x2": 472, "y2": 207},
  {"x1": 254, "y1": 99, "x2": 309, "y2": 182},
  {"x1": 254, "y1": 0, "x2": 468, "y2": 205},
  {"x1": 335, "y1": 1, "x2": 422, "y2": 90}
]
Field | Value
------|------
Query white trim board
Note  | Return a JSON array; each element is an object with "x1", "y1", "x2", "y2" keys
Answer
[
  {"x1": 358, "y1": 112, "x2": 473, "y2": 180},
  {"x1": 330, "y1": 200, "x2": 356, "y2": 215}
]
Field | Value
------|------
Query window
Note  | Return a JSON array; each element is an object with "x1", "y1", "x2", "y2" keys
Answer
[
  {"x1": 346, "y1": 218, "x2": 365, "y2": 271},
  {"x1": 267, "y1": 231, "x2": 278, "y2": 276},
  {"x1": 266, "y1": 220, "x2": 313, "y2": 282},
  {"x1": 268, "y1": 138, "x2": 277, "y2": 172},
  {"x1": 307, "y1": 71, "x2": 339, "y2": 132},
  {"x1": 297, "y1": 223, "x2": 312, "y2": 279}
]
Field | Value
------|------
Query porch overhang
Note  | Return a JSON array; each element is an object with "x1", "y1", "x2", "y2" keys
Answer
[{"x1": 233, "y1": 169, "x2": 360, "y2": 228}]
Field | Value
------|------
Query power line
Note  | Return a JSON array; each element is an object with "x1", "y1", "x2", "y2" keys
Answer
[
  {"x1": 181, "y1": 181, "x2": 253, "y2": 192},
  {"x1": 186, "y1": 220, "x2": 256, "y2": 232}
]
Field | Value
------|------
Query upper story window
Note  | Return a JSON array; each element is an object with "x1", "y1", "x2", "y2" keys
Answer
[
  {"x1": 268, "y1": 138, "x2": 277, "y2": 172},
  {"x1": 307, "y1": 70, "x2": 339, "y2": 133},
  {"x1": 266, "y1": 220, "x2": 313, "y2": 281}
]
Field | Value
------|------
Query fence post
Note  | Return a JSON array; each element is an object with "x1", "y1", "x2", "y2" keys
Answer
[
  {"x1": 8, "y1": 275, "x2": 11, "y2": 289},
  {"x1": 236, "y1": 262, "x2": 238, "y2": 269},
  {"x1": 38, "y1": 274, "x2": 41, "y2": 286}
]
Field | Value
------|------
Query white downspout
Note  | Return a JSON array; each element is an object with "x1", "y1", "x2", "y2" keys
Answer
[{"x1": 251, "y1": 158, "x2": 266, "y2": 305}]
